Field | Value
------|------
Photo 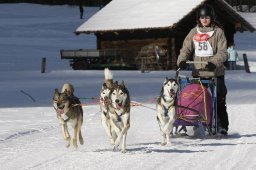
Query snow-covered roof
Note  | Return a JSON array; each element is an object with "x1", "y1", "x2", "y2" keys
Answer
[
  {"x1": 218, "y1": 0, "x2": 255, "y2": 32},
  {"x1": 76, "y1": 0, "x2": 255, "y2": 34},
  {"x1": 76, "y1": 0, "x2": 206, "y2": 33},
  {"x1": 238, "y1": 12, "x2": 256, "y2": 30}
]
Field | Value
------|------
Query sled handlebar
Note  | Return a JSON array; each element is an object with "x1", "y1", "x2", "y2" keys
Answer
[
  {"x1": 176, "y1": 61, "x2": 208, "y2": 80},
  {"x1": 186, "y1": 61, "x2": 207, "y2": 64}
]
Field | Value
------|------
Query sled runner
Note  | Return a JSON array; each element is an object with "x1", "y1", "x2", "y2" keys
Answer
[{"x1": 174, "y1": 62, "x2": 218, "y2": 138}]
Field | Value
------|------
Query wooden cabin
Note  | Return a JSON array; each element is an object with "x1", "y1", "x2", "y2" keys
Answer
[{"x1": 73, "y1": 0, "x2": 255, "y2": 70}]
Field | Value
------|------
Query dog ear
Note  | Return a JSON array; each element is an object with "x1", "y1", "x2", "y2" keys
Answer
[
  {"x1": 120, "y1": 80, "x2": 125, "y2": 87},
  {"x1": 54, "y1": 89, "x2": 59, "y2": 94},
  {"x1": 160, "y1": 87, "x2": 164, "y2": 94},
  {"x1": 171, "y1": 79, "x2": 178, "y2": 85},
  {"x1": 169, "y1": 78, "x2": 178, "y2": 85},
  {"x1": 63, "y1": 89, "x2": 69, "y2": 95},
  {"x1": 67, "y1": 91, "x2": 72, "y2": 96},
  {"x1": 102, "y1": 83, "x2": 107, "y2": 89},
  {"x1": 163, "y1": 77, "x2": 168, "y2": 85}
]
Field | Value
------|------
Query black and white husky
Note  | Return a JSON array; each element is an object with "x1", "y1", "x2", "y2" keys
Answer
[
  {"x1": 100, "y1": 68, "x2": 115, "y2": 145},
  {"x1": 156, "y1": 78, "x2": 178, "y2": 145},
  {"x1": 108, "y1": 80, "x2": 130, "y2": 153},
  {"x1": 100, "y1": 68, "x2": 130, "y2": 153}
]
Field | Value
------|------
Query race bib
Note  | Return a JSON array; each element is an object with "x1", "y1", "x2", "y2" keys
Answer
[{"x1": 193, "y1": 28, "x2": 214, "y2": 57}]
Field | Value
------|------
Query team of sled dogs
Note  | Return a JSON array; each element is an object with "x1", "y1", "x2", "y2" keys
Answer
[{"x1": 52, "y1": 68, "x2": 178, "y2": 153}]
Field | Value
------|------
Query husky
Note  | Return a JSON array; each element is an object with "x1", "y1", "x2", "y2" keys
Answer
[
  {"x1": 52, "y1": 83, "x2": 84, "y2": 148},
  {"x1": 156, "y1": 78, "x2": 178, "y2": 145},
  {"x1": 100, "y1": 68, "x2": 115, "y2": 145},
  {"x1": 108, "y1": 80, "x2": 130, "y2": 153}
]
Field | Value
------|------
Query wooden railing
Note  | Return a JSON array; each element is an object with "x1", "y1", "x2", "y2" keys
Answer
[{"x1": 60, "y1": 48, "x2": 136, "y2": 70}]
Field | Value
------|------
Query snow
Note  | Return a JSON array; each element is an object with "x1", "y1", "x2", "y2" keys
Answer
[{"x1": 1, "y1": 3, "x2": 256, "y2": 170}]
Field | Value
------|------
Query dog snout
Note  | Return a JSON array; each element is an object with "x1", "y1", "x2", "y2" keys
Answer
[
  {"x1": 58, "y1": 105, "x2": 64, "y2": 109},
  {"x1": 115, "y1": 99, "x2": 120, "y2": 103},
  {"x1": 170, "y1": 89, "x2": 174, "y2": 93},
  {"x1": 57, "y1": 103, "x2": 64, "y2": 108},
  {"x1": 104, "y1": 96, "x2": 108, "y2": 100}
]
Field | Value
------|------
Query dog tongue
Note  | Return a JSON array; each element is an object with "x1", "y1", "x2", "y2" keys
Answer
[
  {"x1": 58, "y1": 109, "x2": 64, "y2": 114},
  {"x1": 104, "y1": 100, "x2": 110, "y2": 105},
  {"x1": 116, "y1": 103, "x2": 122, "y2": 109},
  {"x1": 170, "y1": 91, "x2": 176, "y2": 97}
]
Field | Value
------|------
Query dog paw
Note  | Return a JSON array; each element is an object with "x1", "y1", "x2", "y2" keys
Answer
[
  {"x1": 73, "y1": 144, "x2": 78, "y2": 149},
  {"x1": 160, "y1": 142, "x2": 167, "y2": 146},
  {"x1": 66, "y1": 142, "x2": 71, "y2": 148},
  {"x1": 73, "y1": 139, "x2": 78, "y2": 148},
  {"x1": 166, "y1": 142, "x2": 172, "y2": 147},
  {"x1": 121, "y1": 149, "x2": 127, "y2": 153},
  {"x1": 110, "y1": 139, "x2": 115, "y2": 145},
  {"x1": 79, "y1": 138, "x2": 84, "y2": 145},
  {"x1": 113, "y1": 146, "x2": 119, "y2": 152}
]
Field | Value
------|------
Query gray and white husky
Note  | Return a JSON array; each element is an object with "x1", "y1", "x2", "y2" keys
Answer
[
  {"x1": 156, "y1": 78, "x2": 178, "y2": 145},
  {"x1": 100, "y1": 68, "x2": 130, "y2": 153},
  {"x1": 52, "y1": 83, "x2": 84, "y2": 148},
  {"x1": 100, "y1": 68, "x2": 115, "y2": 145},
  {"x1": 108, "y1": 80, "x2": 130, "y2": 153}
]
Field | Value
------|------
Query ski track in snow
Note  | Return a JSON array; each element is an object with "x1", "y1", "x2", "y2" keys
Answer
[{"x1": 1, "y1": 104, "x2": 256, "y2": 170}]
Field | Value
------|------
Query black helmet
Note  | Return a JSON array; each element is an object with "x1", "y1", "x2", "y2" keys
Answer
[{"x1": 197, "y1": 4, "x2": 215, "y2": 20}]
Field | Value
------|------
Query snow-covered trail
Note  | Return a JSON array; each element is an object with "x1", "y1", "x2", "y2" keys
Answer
[{"x1": 1, "y1": 103, "x2": 256, "y2": 170}]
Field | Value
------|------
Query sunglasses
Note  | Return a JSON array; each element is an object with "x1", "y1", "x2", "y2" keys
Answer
[{"x1": 200, "y1": 16, "x2": 211, "y2": 19}]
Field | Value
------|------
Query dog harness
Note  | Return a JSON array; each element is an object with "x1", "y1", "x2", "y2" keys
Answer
[
  {"x1": 161, "y1": 102, "x2": 175, "y2": 117},
  {"x1": 109, "y1": 104, "x2": 129, "y2": 122},
  {"x1": 53, "y1": 102, "x2": 81, "y2": 123},
  {"x1": 158, "y1": 96, "x2": 175, "y2": 117}
]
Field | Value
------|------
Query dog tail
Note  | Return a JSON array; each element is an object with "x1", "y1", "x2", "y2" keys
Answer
[
  {"x1": 104, "y1": 68, "x2": 114, "y2": 88},
  {"x1": 61, "y1": 83, "x2": 74, "y2": 96},
  {"x1": 104, "y1": 68, "x2": 113, "y2": 80}
]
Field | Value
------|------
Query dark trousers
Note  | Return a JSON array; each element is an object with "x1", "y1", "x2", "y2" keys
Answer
[
  {"x1": 216, "y1": 76, "x2": 229, "y2": 131},
  {"x1": 229, "y1": 61, "x2": 237, "y2": 70}
]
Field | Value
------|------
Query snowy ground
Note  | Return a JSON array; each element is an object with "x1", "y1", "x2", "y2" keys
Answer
[{"x1": 0, "y1": 3, "x2": 256, "y2": 170}]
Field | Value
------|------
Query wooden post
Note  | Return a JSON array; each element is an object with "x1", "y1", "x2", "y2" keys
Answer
[
  {"x1": 140, "y1": 58, "x2": 145, "y2": 73},
  {"x1": 168, "y1": 37, "x2": 176, "y2": 70},
  {"x1": 41, "y1": 57, "x2": 46, "y2": 73},
  {"x1": 243, "y1": 53, "x2": 250, "y2": 73}
]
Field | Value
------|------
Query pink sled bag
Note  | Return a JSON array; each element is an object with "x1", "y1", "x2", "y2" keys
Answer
[{"x1": 177, "y1": 83, "x2": 212, "y2": 125}]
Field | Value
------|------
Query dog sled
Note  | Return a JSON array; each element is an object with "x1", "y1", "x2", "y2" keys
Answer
[{"x1": 174, "y1": 61, "x2": 218, "y2": 138}]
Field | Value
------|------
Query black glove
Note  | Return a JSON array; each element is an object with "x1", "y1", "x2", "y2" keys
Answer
[
  {"x1": 178, "y1": 61, "x2": 187, "y2": 70},
  {"x1": 205, "y1": 62, "x2": 216, "y2": 71}
]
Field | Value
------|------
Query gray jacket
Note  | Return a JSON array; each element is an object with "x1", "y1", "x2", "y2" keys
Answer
[{"x1": 177, "y1": 25, "x2": 227, "y2": 78}]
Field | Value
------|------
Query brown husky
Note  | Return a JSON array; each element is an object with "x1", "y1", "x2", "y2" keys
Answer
[{"x1": 52, "y1": 83, "x2": 84, "y2": 148}]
